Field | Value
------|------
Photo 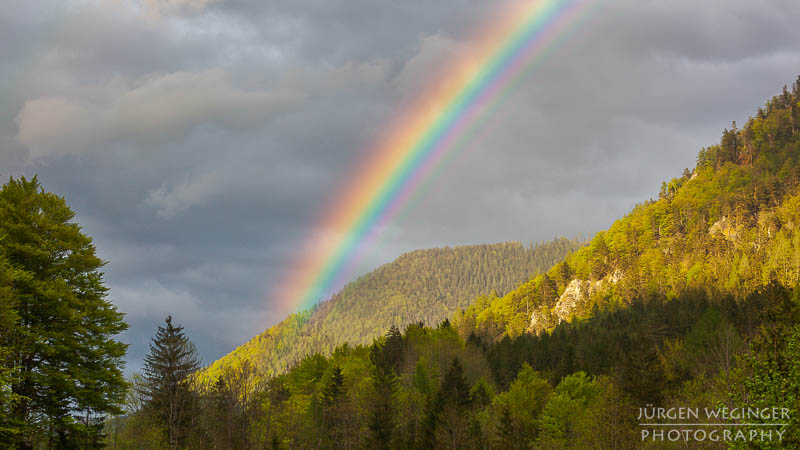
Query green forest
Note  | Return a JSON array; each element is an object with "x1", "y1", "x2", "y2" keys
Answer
[
  {"x1": 200, "y1": 239, "x2": 583, "y2": 382},
  {"x1": 2, "y1": 77, "x2": 800, "y2": 448}
]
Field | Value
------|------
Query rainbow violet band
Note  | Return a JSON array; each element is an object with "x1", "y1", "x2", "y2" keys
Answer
[{"x1": 276, "y1": 0, "x2": 595, "y2": 313}]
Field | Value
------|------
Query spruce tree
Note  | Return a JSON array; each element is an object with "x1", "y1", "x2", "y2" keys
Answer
[
  {"x1": 141, "y1": 315, "x2": 199, "y2": 450},
  {"x1": 322, "y1": 367, "x2": 344, "y2": 407},
  {"x1": 0, "y1": 176, "x2": 128, "y2": 448},
  {"x1": 495, "y1": 406, "x2": 518, "y2": 449},
  {"x1": 367, "y1": 341, "x2": 398, "y2": 449},
  {"x1": 439, "y1": 357, "x2": 471, "y2": 409}
]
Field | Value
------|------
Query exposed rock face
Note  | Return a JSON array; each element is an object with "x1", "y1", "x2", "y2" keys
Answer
[
  {"x1": 528, "y1": 306, "x2": 554, "y2": 334},
  {"x1": 529, "y1": 270, "x2": 623, "y2": 333},
  {"x1": 553, "y1": 279, "x2": 594, "y2": 322},
  {"x1": 709, "y1": 216, "x2": 738, "y2": 240}
]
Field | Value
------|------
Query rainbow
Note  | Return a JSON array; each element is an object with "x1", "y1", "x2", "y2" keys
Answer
[{"x1": 277, "y1": 0, "x2": 596, "y2": 312}]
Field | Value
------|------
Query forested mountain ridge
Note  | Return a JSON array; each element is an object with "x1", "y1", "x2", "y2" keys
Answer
[
  {"x1": 456, "y1": 76, "x2": 800, "y2": 341},
  {"x1": 111, "y1": 78, "x2": 800, "y2": 449},
  {"x1": 199, "y1": 239, "x2": 582, "y2": 382}
]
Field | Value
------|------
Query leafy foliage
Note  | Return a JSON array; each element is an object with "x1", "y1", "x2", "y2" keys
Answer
[
  {"x1": 457, "y1": 76, "x2": 800, "y2": 340},
  {"x1": 109, "y1": 77, "x2": 800, "y2": 448},
  {"x1": 0, "y1": 176, "x2": 128, "y2": 448},
  {"x1": 200, "y1": 239, "x2": 582, "y2": 382}
]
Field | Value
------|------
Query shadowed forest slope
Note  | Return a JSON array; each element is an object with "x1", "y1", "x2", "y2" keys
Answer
[
  {"x1": 456, "y1": 77, "x2": 800, "y2": 341},
  {"x1": 200, "y1": 239, "x2": 582, "y2": 381}
]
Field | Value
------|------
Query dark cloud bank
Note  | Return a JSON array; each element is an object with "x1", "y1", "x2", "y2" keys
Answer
[{"x1": 1, "y1": 0, "x2": 798, "y2": 371}]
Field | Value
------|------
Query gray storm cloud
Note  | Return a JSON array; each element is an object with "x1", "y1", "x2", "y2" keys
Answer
[
  {"x1": 1, "y1": 0, "x2": 799, "y2": 371},
  {"x1": 15, "y1": 69, "x2": 305, "y2": 157}
]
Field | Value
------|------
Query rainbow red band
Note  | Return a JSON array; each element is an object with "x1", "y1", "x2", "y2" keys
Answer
[{"x1": 276, "y1": 0, "x2": 595, "y2": 313}]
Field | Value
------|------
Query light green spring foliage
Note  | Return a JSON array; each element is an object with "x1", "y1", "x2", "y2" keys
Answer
[
  {"x1": 109, "y1": 77, "x2": 800, "y2": 449},
  {"x1": 199, "y1": 239, "x2": 582, "y2": 383},
  {"x1": 458, "y1": 78, "x2": 800, "y2": 338},
  {"x1": 0, "y1": 176, "x2": 128, "y2": 447}
]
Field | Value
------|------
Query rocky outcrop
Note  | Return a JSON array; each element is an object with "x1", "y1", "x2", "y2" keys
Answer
[
  {"x1": 709, "y1": 216, "x2": 738, "y2": 240},
  {"x1": 529, "y1": 270, "x2": 623, "y2": 333},
  {"x1": 553, "y1": 279, "x2": 594, "y2": 322}
]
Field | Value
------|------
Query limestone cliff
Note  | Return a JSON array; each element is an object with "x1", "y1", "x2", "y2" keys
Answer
[{"x1": 529, "y1": 270, "x2": 622, "y2": 333}]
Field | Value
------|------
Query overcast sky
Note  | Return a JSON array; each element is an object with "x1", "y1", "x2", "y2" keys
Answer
[{"x1": 1, "y1": 0, "x2": 799, "y2": 372}]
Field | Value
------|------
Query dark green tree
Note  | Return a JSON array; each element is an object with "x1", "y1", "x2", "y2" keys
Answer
[
  {"x1": 367, "y1": 341, "x2": 398, "y2": 449},
  {"x1": 0, "y1": 176, "x2": 128, "y2": 448},
  {"x1": 322, "y1": 366, "x2": 344, "y2": 407},
  {"x1": 539, "y1": 274, "x2": 557, "y2": 304},
  {"x1": 439, "y1": 357, "x2": 472, "y2": 409},
  {"x1": 0, "y1": 255, "x2": 21, "y2": 441},
  {"x1": 495, "y1": 406, "x2": 520, "y2": 450},
  {"x1": 422, "y1": 357, "x2": 473, "y2": 448},
  {"x1": 383, "y1": 325, "x2": 404, "y2": 373},
  {"x1": 554, "y1": 261, "x2": 573, "y2": 292},
  {"x1": 319, "y1": 366, "x2": 347, "y2": 447},
  {"x1": 141, "y1": 315, "x2": 200, "y2": 450}
]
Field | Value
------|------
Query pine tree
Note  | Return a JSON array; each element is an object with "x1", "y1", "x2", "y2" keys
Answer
[
  {"x1": 0, "y1": 176, "x2": 128, "y2": 448},
  {"x1": 554, "y1": 261, "x2": 573, "y2": 291},
  {"x1": 540, "y1": 274, "x2": 557, "y2": 304},
  {"x1": 322, "y1": 367, "x2": 344, "y2": 407},
  {"x1": 429, "y1": 357, "x2": 473, "y2": 448},
  {"x1": 319, "y1": 366, "x2": 346, "y2": 447},
  {"x1": 495, "y1": 406, "x2": 518, "y2": 449},
  {"x1": 367, "y1": 341, "x2": 398, "y2": 449},
  {"x1": 141, "y1": 315, "x2": 200, "y2": 450},
  {"x1": 383, "y1": 325, "x2": 404, "y2": 373}
]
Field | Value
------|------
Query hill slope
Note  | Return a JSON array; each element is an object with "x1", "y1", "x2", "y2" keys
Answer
[
  {"x1": 457, "y1": 76, "x2": 800, "y2": 339},
  {"x1": 200, "y1": 239, "x2": 582, "y2": 380},
  {"x1": 117, "y1": 77, "x2": 800, "y2": 450}
]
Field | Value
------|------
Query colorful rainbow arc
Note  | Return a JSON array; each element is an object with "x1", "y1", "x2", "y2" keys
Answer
[{"x1": 277, "y1": 0, "x2": 595, "y2": 313}]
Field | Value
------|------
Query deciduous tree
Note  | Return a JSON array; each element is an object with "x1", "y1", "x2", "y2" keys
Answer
[{"x1": 0, "y1": 176, "x2": 128, "y2": 448}]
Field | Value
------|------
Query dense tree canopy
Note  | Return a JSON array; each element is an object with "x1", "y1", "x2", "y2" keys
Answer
[
  {"x1": 102, "y1": 76, "x2": 800, "y2": 448},
  {"x1": 200, "y1": 239, "x2": 582, "y2": 382},
  {"x1": 0, "y1": 176, "x2": 128, "y2": 448},
  {"x1": 457, "y1": 76, "x2": 800, "y2": 341}
]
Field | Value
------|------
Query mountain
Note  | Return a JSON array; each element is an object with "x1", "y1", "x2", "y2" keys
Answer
[
  {"x1": 115, "y1": 78, "x2": 800, "y2": 449},
  {"x1": 199, "y1": 239, "x2": 582, "y2": 382},
  {"x1": 456, "y1": 76, "x2": 800, "y2": 340}
]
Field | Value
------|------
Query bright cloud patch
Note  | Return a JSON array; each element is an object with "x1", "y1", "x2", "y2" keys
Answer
[{"x1": 15, "y1": 69, "x2": 304, "y2": 157}]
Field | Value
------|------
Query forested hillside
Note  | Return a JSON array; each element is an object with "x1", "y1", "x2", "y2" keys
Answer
[
  {"x1": 199, "y1": 239, "x2": 581, "y2": 382},
  {"x1": 109, "y1": 78, "x2": 800, "y2": 449},
  {"x1": 457, "y1": 77, "x2": 800, "y2": 340}
]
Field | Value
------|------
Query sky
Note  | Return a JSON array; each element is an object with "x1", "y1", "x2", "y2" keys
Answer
[{"x1": 1, "y1": 0, "x2": 799, "y2": 372}]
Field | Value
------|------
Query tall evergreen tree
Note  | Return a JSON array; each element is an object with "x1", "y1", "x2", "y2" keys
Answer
[
  {"x1": 367, "y1": 341, "x2": 398, "y2": 449},
  {"x1": 439, "y1": 357, "x2": 472, "y2": 409},
  {"x1": 141, "y1": 315, "x2": 200, "y2": 450},
  {"x1": 495, "y1": 406, "x2": 519, "y2": 450},
  {"x1": 322, "y1": 366, "x2": 345, "y2": 407},
  {"x1": 539, "y1": 274, "x2": 557, "y2": 304},
  {"x1": 0, "y1": 176, "x2": 128, "y2": 448},
  {"x1": 421, "y1": 357, "x2": 473, "y2": 448},
  {"x1": 382, "y1": 325, "x2": 404, "y2": 373}
]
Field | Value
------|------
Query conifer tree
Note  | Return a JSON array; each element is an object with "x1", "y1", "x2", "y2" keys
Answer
[
  {"x1": 428, "y1": 357, "x2": 473, "y2": 448},
  {"x1": 322, "y1": 367, "x2": 344, "y2": 407},
  {"x1": 141, "y1": 315, "x2": 199, "y2": 450},
  {"x1": 439, "y1": 357, "x2": 472, "y2": 409},
  {"x1": 495, "y1": 406, "x2": 519, "y2": 450},
  {"x1": 367, "y1": 340, "x2": 398, "y2": 449},
  {"x1": 539, "y1": 274, "x2": 557, "y2": 304},
  {"x1": 383, "y1": 325, "x2": 404, "y2": 373}
]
